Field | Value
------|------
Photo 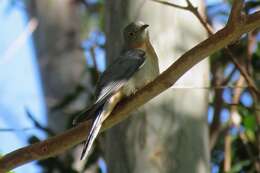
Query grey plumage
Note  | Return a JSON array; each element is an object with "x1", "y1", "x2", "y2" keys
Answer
[
  {"x1": 75, "y1": 49, "x2": 146, "y2": 160},
  {"x1": 95, "y1": 49, "x2": 146, "y2": 102},
  {"x1": 74, "y1": 21, "x2": 160, "y2": 161}
]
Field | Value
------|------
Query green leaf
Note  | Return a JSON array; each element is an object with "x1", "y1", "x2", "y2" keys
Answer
[
  {"x1": 228, "y1": 160, "x2": 250, "y2": 173},
  {"x1": 243, "y1": 115, "x2": 257, "y2": 131},
  {"x1": 238, "y1": 106, "x2": 257, "y2": 142},
  {"x1": 245, "y1": 129, "x2": 256, "y2": 142}
]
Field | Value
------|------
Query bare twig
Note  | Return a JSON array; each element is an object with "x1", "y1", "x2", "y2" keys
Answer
[
  {"x1": 90, "y1": 46, "x2": 100, "y2": 79},
  {"x1": 224, "y1": 134, "x2": 232, "y2": 172},
  {"x1": 151, "y1": 0, "x2": 260, "y2": 98},
  {"x1": 151, "y1": 0, "x2": 188, "y2": 10},
  {"x1": 210, "y1": 62, "x2": 243, "y2": 150},
  {"x1": 225, "y1": 103, "x2": 260, "y2": 112},
  {"x1": 225, "y1": 49, "x2": 259, "y2": 97},
  {"x1": 246, "y1": 32, "x2": 256, "y2": 72},
  {"x1": 222, "y1": 66, "x2": 237, "y2": 86},
  {"x1": 239, "y1": 132, "x2": 259, "y2": 172},
  {"x1": 254, "y1": 102, "x2": 260, "y2": 172},
  {"x1": 224, "y1": 76, "x2": 245, "y2": 172},
  {"x1": 1, "y1": 4, "x2": 260, "y2": 173},
  {"x1": 26, "y1": 109, "x2": 55, "y2": 136},
  {"x1": 0, "y1": 18, "x2": 38, "y2": 64},
  {"x1": 210, "y1": 64, "x2": 225, "y2": 150},
  {"x1": 171, "y1": 85, "x2": 250, "y2": 89},
  {"x1": 151, "y1": 0, "x2": 214, "y2": 34},
  {"x1": 0, "y1": 128, "x2": 35, "y2": 132},
  {"x1": 227, "y1": 0, "x2": 245, "y2": 27}
]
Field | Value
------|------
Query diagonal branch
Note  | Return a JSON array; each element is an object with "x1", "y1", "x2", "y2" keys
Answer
[
  {"x1": 0, "y1": 18, "x2": 38, "y2": 65},
  {"x1": 224, "y1": 49, "x2": 259, "y2": 96},
  {"x1": 227, "y1": 0, "x2": 244, "y2": 27},
  {"x1": 1, "y1": 6, "x2": 260, "y2": 173},
  {"x1": 151, "y1": 0, "x2": 214, "y2": 34},
  {"x1": 151, "y1": 0, "x2": 260, "y2": 97},
  {"x1": 151, "y1": 0, "x2": 188, "y2": 10}
]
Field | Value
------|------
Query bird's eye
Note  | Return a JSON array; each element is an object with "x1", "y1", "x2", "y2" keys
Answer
[{"x1": 128, "y1": 32, "x2": 134, "y2": 36}]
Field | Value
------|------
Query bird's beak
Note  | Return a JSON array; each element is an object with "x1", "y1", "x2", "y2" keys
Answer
[{"x1": 140, "y1": 24, "x2": 149, "y2": 31}]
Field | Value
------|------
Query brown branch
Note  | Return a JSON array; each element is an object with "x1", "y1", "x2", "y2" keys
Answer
[
  {"x1": 90, "y1": 46, "x2": 100, "y2": 79},
  {"x1": 225, "y1": 0, "x2": 260, "y2": 99},
  {"x1": 224, "y1": 75, "x2": 245, "y2": 172},
  {"x1": 26, "y1": 109, "x2": 56, "y2": 136},
  {"x1": 0, "y1": 18, "x2": 38, "y2": 65},
  {"x1": 184, "y1": 0, "x2": 214, "y2": 35},
  {"x1": 151, "y1": 0, "x2": 260, "y2": 97},
  {"x1": 246, "y1": 31, "x2": 257, "y2": 72},
  {"x1": 0, "y1": 128, "x2": 35, "y2": 132},
  {"x1": 1, "y1": 6, "x2": 260, "y2": 173},
  {"x1": 227, "y1": 0, "x2": 244, "y2": 27},
  {"x1": 151, "y1": 0, "x2": 214, "y2": 35},
  {"x1": 222, "y1": 65, "x2": 237, "y2": 85},
  {"x1": 151, "y1": 0, "x2": 188, "y2": 10},
  {"x1": 224, "y1": 133, "x2": 232, "y2": 172},
  {"x1": 254, "y1": 102, "x2": 260, "y2": 172},
  {"x1": 210, "y1": 64, "x2": 225, "y2": 150},
  {"x1": 225, "y1": 49, "x2": 259, "y2": 96},
  {"x1": 239, "y1": 132, "x2": 260, "y2": 172}
]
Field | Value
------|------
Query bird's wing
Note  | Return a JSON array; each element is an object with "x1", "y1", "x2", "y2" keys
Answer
[
  {"x1": 73, "y1": 49, "x2": 146, "y2": 125},
  {"x1": 95, "y1": 49, "x2": 146, "y2": 102},
  {"x1": 79, "y1": 49, "x2": 146, "y2": 160}
]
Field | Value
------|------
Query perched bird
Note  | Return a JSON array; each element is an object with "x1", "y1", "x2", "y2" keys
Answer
[{"x1": 74, "y1": 21, "x2": 159, "y2": 160}]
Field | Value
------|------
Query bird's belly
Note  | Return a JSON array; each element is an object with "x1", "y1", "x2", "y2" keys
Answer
[{"x1": 122, "y1": 57, "x2": 159, "y2": 96}]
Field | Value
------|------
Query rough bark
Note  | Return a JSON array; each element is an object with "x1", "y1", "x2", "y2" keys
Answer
[{"x1": 104, "y1": 0, "x2": 210, "y2": 173}]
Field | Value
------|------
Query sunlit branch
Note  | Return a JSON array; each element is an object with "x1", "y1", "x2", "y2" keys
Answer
[
  {"x1": 1, "y1": 1, "x2": 260, "y2": 172},
  {"x1": 0, "y1": 18, "x2": 38, "y2": 65},
  {"x1": 151, "y1": 0, "x2": 260, "y2": 98}
]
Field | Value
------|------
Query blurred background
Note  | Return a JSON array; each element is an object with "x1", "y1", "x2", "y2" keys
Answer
[{"x1": 0, "y1": 0, "x2": 260, "y2": 173}]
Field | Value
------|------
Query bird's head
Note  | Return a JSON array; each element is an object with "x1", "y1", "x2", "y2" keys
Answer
[{"x1": 123, "y1": 21, "x2": 149, "y2": 49}]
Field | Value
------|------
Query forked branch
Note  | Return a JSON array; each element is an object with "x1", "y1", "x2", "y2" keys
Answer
[{"x1": 1, "y1": 1, "x2": 260, "y2": 172}]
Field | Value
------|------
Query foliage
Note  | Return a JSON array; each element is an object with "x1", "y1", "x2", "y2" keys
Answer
[
  {"x1": 208, "y1": 1, "x2": 260, "y2": 172},
  {"x1": 1, "y1": 0, "x2": 260, "y2": 173}
]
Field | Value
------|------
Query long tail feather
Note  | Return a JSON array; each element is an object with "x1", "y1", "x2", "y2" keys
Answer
[
  {"x1": 80, "y1": 109, "x2": 104, "y2": 160},
  {"x1": 73, "y1": 98, "x2": 109, "y2": 126}
]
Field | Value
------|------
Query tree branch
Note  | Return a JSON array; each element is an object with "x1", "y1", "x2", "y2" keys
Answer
[
  {"x1": 227, "y1": 0, "x2": 244, "y2": 27},
  {"x1": 151, "y1": 0, "x2": 260, "y2": 97},
  {"x1": 151, "y1": 0, "x2": 188, "y2": 10},
  {"x1": 151, "y1": 0, "x2": 214, "y2": 34},
  {"x1": 1, "y1": 6, "x2": 260, "y2": 173},
  {"x1": 224, "y1": 75, "x2": 245, "y2": 172},
  {"x1": 224, "y1": 49, "x2": 259, "y2": 96}
]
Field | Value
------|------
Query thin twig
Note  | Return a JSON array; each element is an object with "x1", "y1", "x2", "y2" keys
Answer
[
  {"x1": 225, "y1": 49, "x2": 260, "y2": 97},
  {"x1": 0, "y1": 18, "x2": 38, "y2": 64},
  {"x1": 210, "y1": 63, "x2": 225, "y2": 150},
  {"x1": 222, "y1": 65, "x2": 237, "y2": 85},
  {"x1": 151, "y1": 0, "x2": 214, "y2": 34},
  {"x1": 151, "y1": 0, "x2": 188, "y2": 10},
  {"x1": 0, "y1": 127, "x2": 35, "y2": 132},
  {"x1": 90, "y1": 46, "x2": 100, "y2": 79},
  {"x1": 151, "y1": 0, "x2": 260, "y2": 97},
  {"x1": 26, "y1": 109, "x2": 56, "y2": 136},
  {"x1": 1, "y1": 5, "x2": 260, "y2": 172},
  {"x1": 224, "y1": 76, "x2": 245, "y2": 172},
  {"x1": 170, "y1": 85, "x2": 252, "y2": 90},
  {"x1": 227, "y1": 0, "x2": 245, "y2": 27}
]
